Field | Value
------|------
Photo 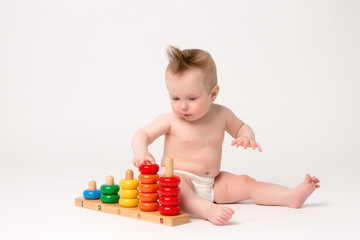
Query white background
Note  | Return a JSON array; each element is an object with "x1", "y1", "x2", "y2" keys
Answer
[{"x1": 1, "y1": 0, "x2": 359, "y2": 239}]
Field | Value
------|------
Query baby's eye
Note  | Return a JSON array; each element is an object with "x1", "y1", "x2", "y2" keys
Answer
[
  {"x1": 172, "y1": 97, "x2": 180, "y2": 101},
  {"x1": 189, "y1": 97, "x2": 197, "y2": 101}
]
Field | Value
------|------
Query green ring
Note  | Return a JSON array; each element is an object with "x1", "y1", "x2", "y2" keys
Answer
[
  {"x1": 100, "y1": 184, "x2": 120, "y2": 195},
  {"x1": 100, "y1": 194, "x2": 120, "y2": 203}
]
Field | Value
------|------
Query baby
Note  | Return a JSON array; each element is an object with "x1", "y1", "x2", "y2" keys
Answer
[{"x1": 131, "y1": 45, "x2": 320, "y2": 225}]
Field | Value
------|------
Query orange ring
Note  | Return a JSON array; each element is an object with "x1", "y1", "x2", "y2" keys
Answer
[
  {"x1": 139, "y1": 201, "x2": 159, "y2": 211},
  {"x1": 138, "y1": 174, "x2": 159, "y2": 184},
  {"x1": 139, "y1": 183, "x2": 159, "y2": 193},
  {"x1": 139, "y1": 192, "x2": 159, "y2": 202}
]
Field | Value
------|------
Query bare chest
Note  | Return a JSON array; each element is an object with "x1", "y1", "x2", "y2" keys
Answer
[{"x1": 168, "y1": 117, "x2": 226, "y2": 148}]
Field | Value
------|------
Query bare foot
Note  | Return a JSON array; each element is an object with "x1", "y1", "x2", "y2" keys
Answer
[
  {"x1": 288, "y1": 174, "x2": 320, "y2": 208},
  {"x1": 202, "y1": 204, "x2": 235, "y2": 225}
]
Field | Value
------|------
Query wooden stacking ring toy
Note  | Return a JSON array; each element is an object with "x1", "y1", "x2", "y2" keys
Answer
[
  {"x1": 139, "y1": 183, "x2": 159, "y2": 193},
  {"x1": 119, "y1": 170, "x2": 139, "y2": 208},
  {"x1": 100, "y1": 184, "x2": 120, "y2": 195},
  {"x1": 159, "y1": 157, "x2": 181, "y2": 216},
  {"x1": 83, "y1": 180, "x2": 101, "y2": 200},
  {"x1": 100, "y1": 194, "x2": 120, "y2": 203},
  {"x1": 119, "y1": 198, "x2": 139, "y2": 207},
  {"x1": 100, "y1": 175, "x2": 120, "y2": 203},
  {"x1": 159, "y1": 186, "x2": 180, "y2": 196},
  {"x1": 138, "y1": 163, "x2": 159, "y2": 212},
  {"x1": 119, "y1": 179, "x2": 139, "y2": 189},
  {"x1": 139, "y1": 192, "x2": 159, "y2": 202},
  {"x1": 139, "y1": 163, "x2": 159, "y2": 174},
  {"x1": 100, "y1": 176, "x2": 120, "y2": 194},
  {"x1": 119, "y1": 189, "x2": 139, "y2": 199},
  {"x1": 159, "y1": 206, "x2": 181, "y2": 216},
  {"x1": 159, "y1": 175, "x2": 181, "y2": 187},
  {"x1": 119, "y1": 170, "x2": 139, "y2": 189},
  {"x1": 138, "y1": 201, "x2": 159, "y2": 212},
  {"x1": 138, "y1": 174, "x2": 159, "y2": 184},
  {"x1": 159, "y1": 196, "x2": 180, "y2": 206}
]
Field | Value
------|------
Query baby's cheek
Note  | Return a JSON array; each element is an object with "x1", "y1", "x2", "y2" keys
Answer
[{"x1": 171, "y1": 104, "x2": 177, "y2": 113}]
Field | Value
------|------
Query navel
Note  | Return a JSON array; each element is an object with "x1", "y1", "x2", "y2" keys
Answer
[{"x1": 205, "y1": 172, "x2": 210, "y2": 175}]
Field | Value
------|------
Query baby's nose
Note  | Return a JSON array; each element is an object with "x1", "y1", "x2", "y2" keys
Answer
[{"x1": 180, "y1": 101, "x2": 189, "y2": 110}]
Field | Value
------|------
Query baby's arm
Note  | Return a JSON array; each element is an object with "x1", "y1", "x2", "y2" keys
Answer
[
  {"x1": 131, "y1": 113, "x2": 171, "y2": 167},
  {"x1": 224, "y1": 107, "x2": 262, "y2": 152}
]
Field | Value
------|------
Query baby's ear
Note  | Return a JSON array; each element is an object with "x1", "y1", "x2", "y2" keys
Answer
[{"x1": 211, "y1": 85, "x2": 220, "y2": 102}]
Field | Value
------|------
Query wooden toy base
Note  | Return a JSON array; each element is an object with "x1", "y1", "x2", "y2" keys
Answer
[{"x1": 75, "y1": 197, "x2": 190, "y2": 227}]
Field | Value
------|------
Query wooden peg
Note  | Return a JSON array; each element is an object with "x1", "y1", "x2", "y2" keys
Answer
[
  {"x1": 88, "y1": 180, "x2": 97, "y2": 191},
  {"x1": 106, "y1": 175, "x2": 114, "y2": 185},
  {"x1": 125, "y1": 170, "x2": 134, "y2": 180},
  {"x1": 165, "y1": 157, "x2": 174, "y2": 177}
]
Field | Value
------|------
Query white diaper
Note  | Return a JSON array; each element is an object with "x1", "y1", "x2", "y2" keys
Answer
[{"x1": 160, "y1": 167, "x2": 215, "y2": 202}]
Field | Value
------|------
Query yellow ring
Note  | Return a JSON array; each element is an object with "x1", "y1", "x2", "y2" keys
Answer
[
  {"x1": 119, "y1": 189, "x2": 139, "y2": 198},
  {"x1": 119, "y1": 179, "x2": 139, "y2": 189},
  {"x1": 119, "y1": 198, "x2": 139, "y2": 207}
]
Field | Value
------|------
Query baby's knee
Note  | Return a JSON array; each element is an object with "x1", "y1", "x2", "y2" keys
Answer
[{"x1": 238, "y1": 175, "x2": 256, "y2": 185}]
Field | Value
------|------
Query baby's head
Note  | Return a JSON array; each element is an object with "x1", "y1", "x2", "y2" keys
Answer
[
  {"x1": 165, "y1": 46, "x2": 219, "y2": 121},
  {"x1": 165, "y1": 45, "x2": 217, "y2": 93}
]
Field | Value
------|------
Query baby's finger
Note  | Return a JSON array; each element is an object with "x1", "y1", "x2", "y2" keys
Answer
[
  {"x1": 312, "y1": 176, "x2": 320, "y2": 183},
  {"x1": 250, "y1": 140, "x2": 256, "y2": 150},
  {"x1": 142, "y1": 160, "x2": 151, "y2": 165},
  {"x1": 145, "y1": 157, "x2": 155, "y2": 164},
  {"x1": 256, "y1": 143, "x2": 262, "y2": 152},
  {"x1": 243, "y1": 140, "x2": 249, "y2": 149},
  {"x1": 136, "y1": 159, "x2": 145, "y2": 167},
  {"x1": 232, "y1": 139, "x2": 241, "y2": 147}
]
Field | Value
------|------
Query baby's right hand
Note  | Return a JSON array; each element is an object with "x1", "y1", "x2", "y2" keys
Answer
[{"x1": 132, "y1": 153, "x2": 156, "y2": 167}]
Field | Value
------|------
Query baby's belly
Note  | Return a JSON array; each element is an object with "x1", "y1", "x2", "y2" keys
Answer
[{"x1": 162, "y1": 147, "x2": 222, "y2": 178}]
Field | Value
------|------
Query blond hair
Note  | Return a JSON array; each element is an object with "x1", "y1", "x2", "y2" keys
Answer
[{"x1": 165, "y1": 45, "x2": 217, "y2": 92}]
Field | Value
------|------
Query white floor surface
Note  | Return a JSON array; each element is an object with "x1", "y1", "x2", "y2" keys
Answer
[{"x1": 1, "y1": 161, "x2": 358, "y2": 240}]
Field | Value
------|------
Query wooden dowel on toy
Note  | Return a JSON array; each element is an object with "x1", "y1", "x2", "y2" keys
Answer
[
  {"x1": 165, "y1": 157, "x2": 174, "y2": 177},
  {"x1": 88, "y1": 180, "x2": 97, "y2": 191},
  {"x1": 125, "y1": 170, "x2": 134, "y2": 180},
  {"x1": 106, "y1": 175, "x2": 114, "y2": 185}
]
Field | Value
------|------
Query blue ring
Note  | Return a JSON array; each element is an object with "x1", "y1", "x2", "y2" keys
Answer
[{"x1": 83, "y1": 189, "x2": 102, "y2": 199}]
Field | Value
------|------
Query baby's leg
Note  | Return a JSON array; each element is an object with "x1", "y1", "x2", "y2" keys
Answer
[
  {"x1": 214, "y1": 172, "x2": 320, "y2": 208},
  {"x1": 176, "y1": 173, "x2": 234, "y2": 225}
]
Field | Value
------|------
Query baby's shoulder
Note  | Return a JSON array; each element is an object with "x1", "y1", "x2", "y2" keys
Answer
[
  {"x1": 211, "y1": 104, "x2": 238, "y2": 122},
  {"x1": 154, "y1": 112, "x2": 174, "y2": 121},
  {"x1": 153, "y1": 112, "x2": 181, "y2": 125},
  {"x1": 212, "y1": 103, "x2": 233, "y2": 115}
]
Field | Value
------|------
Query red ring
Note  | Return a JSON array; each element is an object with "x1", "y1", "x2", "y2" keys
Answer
[
  {"x1": 159, "y1": 206, "x2": 180, "y2": 216},
  {"x1": 159, "y1": 196, "x2": 180, "y2": 206},
  {"x1": 159, "y1": 186, "x2": 180, "y2": 197},
  {"x1": 139, "y1": 164, "x2": 159, "y2": 174},
  {"x1": 159, "y1": 176, "x2": 180, "y2": 187}
]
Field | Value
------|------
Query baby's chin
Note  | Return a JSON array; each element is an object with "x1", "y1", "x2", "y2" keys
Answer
[{"x1": 178, "y1": 114, "x2": 202, "y2": 122}]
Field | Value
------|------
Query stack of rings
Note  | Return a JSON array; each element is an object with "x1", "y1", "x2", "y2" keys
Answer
[
  {"x1": 159, "y1": 157, "x2": 181, "y2": 216},
  {"x1": 83, "y1": 180, "x2": 101, "y2": 200},
  {"x1": 138, "y1": 163, "x2": 160, "y2": 211},
  {"x1": 159, "y1": 175, "x2": 181, "y2": 215},
  {"x1": 119, "y1": 170, "x2": 139, "y2": 207},
  {"x1": 100, "y1": 176, "x2": 120, "y2": 203}
]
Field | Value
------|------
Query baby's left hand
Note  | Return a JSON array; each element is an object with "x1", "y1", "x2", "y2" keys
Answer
[{"x1": 231, "y1": 137, "x2": 262, "y2": 152}]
